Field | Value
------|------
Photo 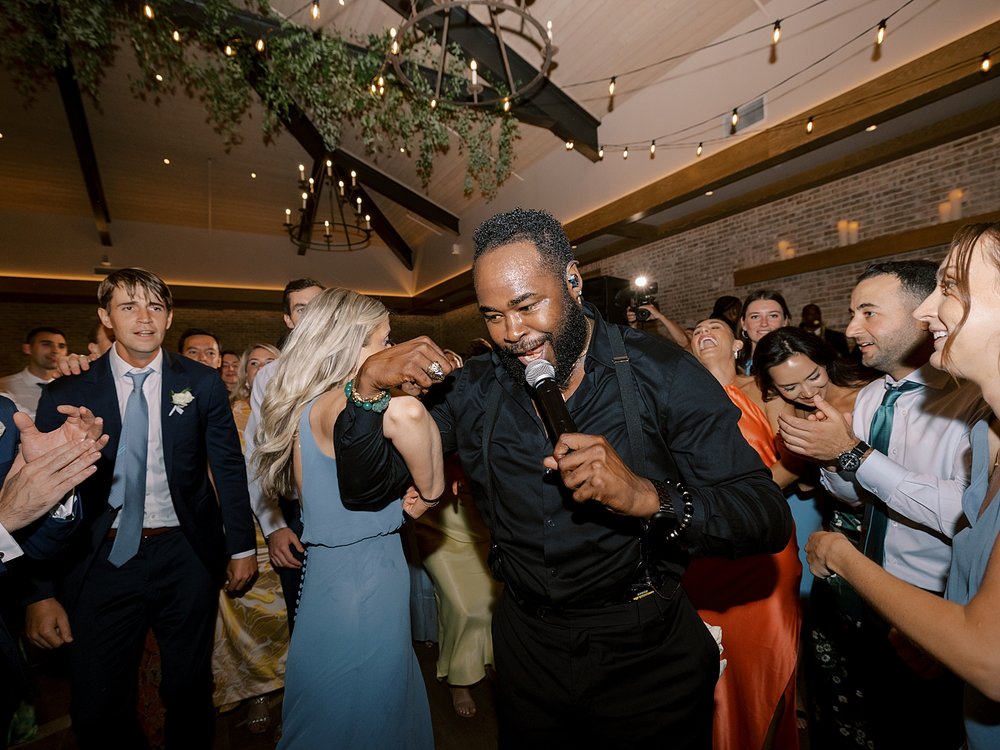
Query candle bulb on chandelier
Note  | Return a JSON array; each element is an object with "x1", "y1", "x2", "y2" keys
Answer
[
  {"x1": 326, "y1": 159, "x2": 333, "y2": 177},
  {"x1": 298, "y1": 164, "x2": 305, "y2": 183},
  {"x1": 364, "y1": 214, "x2": 371, "y2": 230},
  {"x1": 350, "y1": 170, "x2": 357, "y2": 188},
  {"x1": 356, "y1": 196, "x2": 362, "y2": 214},
  {"x1": 308, "y1": 177, "x2": 315, "y2": 193},
  {"x1": 324, "y1": 220, "x2": 331, "y2": 238},
  {"x1": 338, "y1": 180, "x2": 345, "y2": 197},
  {"x1": 470, "y1": 59, "x2": 478, "y2": 87},
  {"x1": 284, "y1": 208, "x2": 291, "y2": 226},
  {"x1": 301, "y1": 192, "x2": 308, "y2": 209}
]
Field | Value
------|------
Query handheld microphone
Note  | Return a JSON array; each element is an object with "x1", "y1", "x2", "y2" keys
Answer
[{"x1": 525, "y1": 359, "x2": 577, "y2": 445}]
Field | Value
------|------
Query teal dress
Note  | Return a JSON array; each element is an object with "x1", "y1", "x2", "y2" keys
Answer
[
  {"x1": 945, "y1": 419, "x2": 1000, "y2": 749},
  {"x1": 277, "y1": 399, "x2": 433, "y2": 749}
]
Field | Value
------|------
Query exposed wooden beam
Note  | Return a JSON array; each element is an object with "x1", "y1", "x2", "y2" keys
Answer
[
  {"x1": 733, "y1": 210, "x2": 1000, "y2": 286},
  {"x1": 357, "y1": 186, "x2": 414, "y2": 271},
  {"x1": 565, "y1": 20, "x2": 1000, "y2": 245},
  {"x1": 54, "y1": 58, "x2": 111, "y2": 247},
  {"x1": 576, "y1": 97, "x2": 1000, "y2": 266},
  {"x1": 380, "y1": 0, "x2": 601, "y2": 161}
]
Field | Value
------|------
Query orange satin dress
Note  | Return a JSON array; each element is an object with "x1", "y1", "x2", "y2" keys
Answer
[{"x1": 683, "y1": 383, "x2": 802, "y2": 750}]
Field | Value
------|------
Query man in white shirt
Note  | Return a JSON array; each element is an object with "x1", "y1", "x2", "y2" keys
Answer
[
  {"x1": 245, "y1": 277, "x2": 324, "y2": 629},
  {"x1": 780, "y1": 260, "x2": 987, "y2": 750},
  {"x1": 0, "y1": 327, "x2": 68, "y2": 419},
  {"x1": 23, "y1": 268, "x2": 257, "y2": 749}
]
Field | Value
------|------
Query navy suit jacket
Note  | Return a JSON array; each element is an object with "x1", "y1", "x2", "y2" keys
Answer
[{"x1": 30, "y1": 350, "x2": 255, "y2": 611}]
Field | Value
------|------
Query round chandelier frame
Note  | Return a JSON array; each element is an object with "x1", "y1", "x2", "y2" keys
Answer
[{"x1": 389, "y1": 0, "x2": 554, "y2": 109}]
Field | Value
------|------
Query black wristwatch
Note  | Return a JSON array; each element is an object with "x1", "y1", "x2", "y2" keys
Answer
[
  {"x1": 641, "y1": 479, "x2": 694, "y2": 543},
  {"x1": 836, "y1": 440, "x2": 871, "y2": 472}
]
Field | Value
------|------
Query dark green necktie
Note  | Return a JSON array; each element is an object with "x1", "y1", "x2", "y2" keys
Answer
[{"x1": 862, "y1": 380, "x2": 923, "y2": 565}]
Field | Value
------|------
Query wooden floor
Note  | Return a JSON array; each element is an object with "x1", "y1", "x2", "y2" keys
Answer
[{"x1": 13, "y1": 641, "x2": 499, "y2": 750}]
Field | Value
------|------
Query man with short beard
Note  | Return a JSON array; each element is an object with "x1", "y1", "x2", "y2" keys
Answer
[
  {"x1": 334, "y1": 208, "x2": 791, "y2": 748},
  {"x1": 779, "y1": 260, "x2": 989, "y2": 749}
]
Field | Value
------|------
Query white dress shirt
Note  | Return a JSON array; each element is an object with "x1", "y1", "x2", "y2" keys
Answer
[
  {"x1": 243, "y1": 360, "x2": 287, "y2": 537},
  {"x1": 0, "y1": 367, "x2": 50, "y2": 420},
  {"x1": 821, "y1": 362, "x2": 990, "y2": 592},
  {"x1": 108, "y1": 348, "x2": 181, "y2": 529}
]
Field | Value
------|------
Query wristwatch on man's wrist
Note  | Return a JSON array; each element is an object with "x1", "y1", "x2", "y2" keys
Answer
[{"x1": 836, "y1": 440, "x2": 871, "y2": 472}]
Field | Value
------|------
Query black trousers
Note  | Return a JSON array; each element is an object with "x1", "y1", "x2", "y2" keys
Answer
[
  {"x1": 274, "y1": 497, "x2": 305, "y2": 633},
  {"x1": 66, "y1": 530, "x2": 217, "y2": 750},
  {"x1": 492, "y1": 586, "x2": 718, "y2": 750}
]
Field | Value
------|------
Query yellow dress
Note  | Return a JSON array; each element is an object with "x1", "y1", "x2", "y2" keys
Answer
[{"x1": 211, "y1": 399, "x2": 289, "y2": 707}]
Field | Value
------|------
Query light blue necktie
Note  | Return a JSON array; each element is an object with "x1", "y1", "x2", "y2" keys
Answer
[
  {"x1": 862, "y1": 379, "x2": 923, "y2": 565},
  {"x1": 107, "y1": 369, "x2": 152, "y2": 567}
]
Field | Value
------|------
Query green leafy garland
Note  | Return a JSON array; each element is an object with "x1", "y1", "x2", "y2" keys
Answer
[{"x1": 0, "y1": 0, "x2": 519, "y2": 198}]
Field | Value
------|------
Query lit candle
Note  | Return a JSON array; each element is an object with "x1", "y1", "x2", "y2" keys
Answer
[
  {"x1": 470, "y1": 59, "x2": 478, "y2": 87},
  {"x1": 356, "y1": 196, "x2": 362, "y2": 214},
  {"x1": 837, "y1": 219, "x2": 849, "y2": 247},
  {"x1": 364, "y1": 214, "x2": 371, "y2": 230},
  {"x1": 302, "y1": 192, "x2": 308, "y2": 209},
  {"x1": 338, "y1": 180, "x2": 345, "y2": 197},
  {"x1": 308, "y1": 177, "x2": 315, "y2": 193},
  {"x1": 350, "y1": 170, "x2": 357, "y2": 188},
  {"x1": 324, "y1": 220, "x2": 331, "y2": 237},
  {"x1": 298, "y1": 164, "x2": 305, "y2": 183},
  {"x1": 326, "y1": 159, "x2": 333, "y2": 177},
  {"x1": 285, "y1": 208, "x2": 291, "y2": 226}
]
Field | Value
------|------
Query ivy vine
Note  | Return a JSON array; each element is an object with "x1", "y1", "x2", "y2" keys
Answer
[{"x1": 0, "y1": 0, "x2": 519, "y2": 199}]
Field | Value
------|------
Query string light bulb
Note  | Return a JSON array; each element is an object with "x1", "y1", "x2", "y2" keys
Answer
[
  {"x1": 982, "y1": 53, "x2": 992, "y2": 73},
  {"x1": 696, "y1": 142, "x2": 703, "y2": 157},
  {"x1": 806, "y1": 116, "x2": 814, "y2": 133},
  {"x1": 598, "y1": 146, "x2": 604, "y2": 160},
  {"x1": 608, "y1": 77, "x2": 616, "y2": 96},
  {"x1": 772, "y1": 20, "x2": 781, "y2": 45},
  {"x1": 565, "y1": 140, "x2": 574, "y2": 151},
  {"x1": 389, "y1": 27, "x2": 399, "y2": 55},
  {"x1": 649, "y1": 140, "x2": 656, "y2": 156},
  {"x1": 731, "y1": 108, "x2": 739, "y2": 128},
  {"x1": 430, "y1": 98, "x2": 437, "y2": 109},
  {"x1": 224, "y1": 44, "x2": 235, "y2": 57},
  {"x1": 502, "y1": 97, "x2": 510, "y2": 112},
  {"x1": 876, "y1": 20, "x2": 886, "y2": 46},
  {"x1": 172, "y1": 30, "x2": 180, "y2": 42},
  {"x1": 623, "y1": 146, "x2": 629, "y2": 160},
  {"x1": 143, "y1": 4, "x2": 154, "y2": 19},
  {"x1": 311, "y1": 1, "x2": 320, "y2": 20},
  {"x1": 256, "y1": 37, "x2": 265, "y2": 53}
]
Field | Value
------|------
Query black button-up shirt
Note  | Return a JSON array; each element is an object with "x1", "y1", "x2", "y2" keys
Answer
[{"x1": 336, "y1": 308, "x2": 791, "y2": 609}]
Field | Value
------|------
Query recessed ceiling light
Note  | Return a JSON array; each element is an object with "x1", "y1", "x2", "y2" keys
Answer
[
  {"x1": 250, "y1": 172, "x2": 257, "y2": 179},
  {"x1": 163, "y1": 158, "x2": 170, "y2": 165},
  {"x1": 866, "y1": 124, "x2": 878, "y2": 132},
  {"x1": 705, "y1": 190, "x2": 714, "y2": 196}
]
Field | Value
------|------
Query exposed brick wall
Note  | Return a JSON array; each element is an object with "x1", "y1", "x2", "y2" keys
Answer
[{"x1": 2, "y1": 124, "x2": 997, "y2": 371}]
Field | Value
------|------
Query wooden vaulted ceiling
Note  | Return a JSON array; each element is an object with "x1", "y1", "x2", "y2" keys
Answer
[{"x1": 1, "y1": 0, "x2": 998, "y2": 313}]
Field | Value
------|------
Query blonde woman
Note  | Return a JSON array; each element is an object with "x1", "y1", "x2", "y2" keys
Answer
[
  {"x1": 229, "y1": 343, "x2": 280, "y2": 437},
  {"x1": 253, "y1": 288, "x2": 444, "y2": 749}
]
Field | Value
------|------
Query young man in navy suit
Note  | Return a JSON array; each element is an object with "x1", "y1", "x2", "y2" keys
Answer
[{"x1": 24, "y1": 268, "x2": 257, "y2": 749}]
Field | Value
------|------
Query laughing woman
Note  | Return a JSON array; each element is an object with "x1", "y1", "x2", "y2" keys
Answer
[
  {"x1": 806, "y1": 223, "x2": 1000, "y2": 748},
  {"x1": 253, "y1": 288, "x2": 444, "y2": 749}
]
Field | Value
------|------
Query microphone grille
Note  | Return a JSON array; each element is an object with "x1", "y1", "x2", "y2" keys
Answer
[{"x1": 525, "y1": 359, "x2": 557, "y2": 388}]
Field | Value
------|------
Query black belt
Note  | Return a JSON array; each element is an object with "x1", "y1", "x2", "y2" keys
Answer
[
  {"x1": 105, "y1": 527, "x2": 177, "y2": 541},
  {"x1": 509, "y1": 576, "x2": 681, "y2": 625}
]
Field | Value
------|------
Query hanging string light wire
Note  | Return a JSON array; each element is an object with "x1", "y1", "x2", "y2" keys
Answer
[{"x1": 596, "y1": 0, "x2": 919, "y2": 159}]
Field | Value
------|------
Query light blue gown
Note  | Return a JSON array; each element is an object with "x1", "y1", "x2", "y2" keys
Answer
[
  {"x1": 277, "y1": 399, "x2": 433, "y2": 749},
  {"x1": 945, "y1": 419, "x2": 1000, "y2": 749}
]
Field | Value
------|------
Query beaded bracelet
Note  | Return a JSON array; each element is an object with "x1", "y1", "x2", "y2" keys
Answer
[
  {"x1": 344, "y1": 379, "x2": 390, "y2": 413},
  {"x1": 642, "y1": 478, "x2": 695, "y2": 542}
]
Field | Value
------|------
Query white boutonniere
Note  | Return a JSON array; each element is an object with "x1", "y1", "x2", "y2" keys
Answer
[
  {"x1": 0, "y1": 421, "x2": 5, "y2": 439},
  {"x1": 169, "y1": 388, "x2": 195, "y2": 416}
]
